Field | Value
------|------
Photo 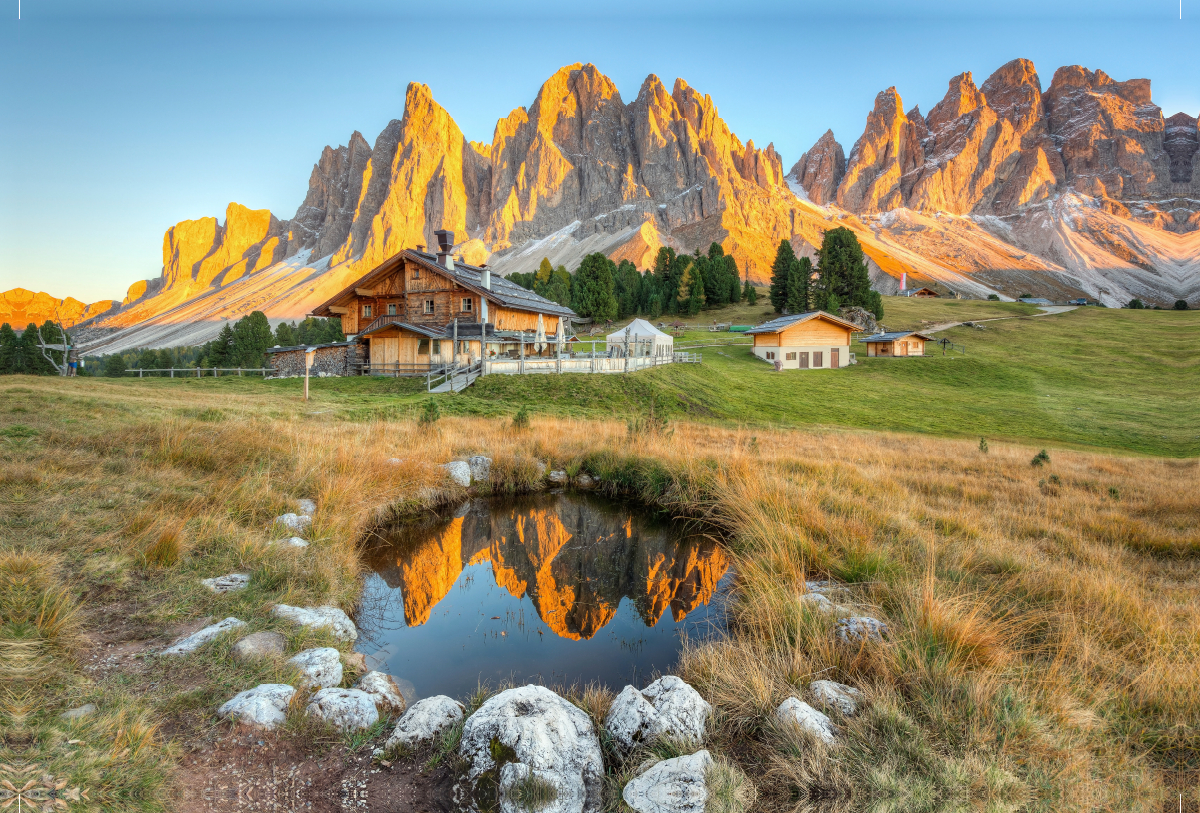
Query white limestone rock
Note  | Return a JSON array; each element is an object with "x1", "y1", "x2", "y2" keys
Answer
[
  {"x1": 200, "y1": 573, "x2": 250, "y2": 593},
  {"x1": 287, "y1": 647, "x2": 343, "y2": 689},
  {"x1": 306, "y1": 688, "x2": 379, "y2": 731},
  {"x1": 459, "y1": 685, "x2": 603, "y2": 813},
  {"x1": 385, "y1": 695, "x2": 464, "y2": 750},
  {"x1": 835, "y1": 616, "x2": 888, "y2": 644},
  {"x1": 574, "y1": 473, "x2": 596, "y2": 489},
  {"x1": 605, "y1": 676, "x2": 711, "y2": 753},
  {"x1": 354, "y1": 671, "x2": 407, "y2": 715},
  {"x1": 622, "y1": 750, "x2": 713, "y2": 813},
  {"x1": 296, "y1": 498, "x2": 317, "y2": 517},
  {"x1": 231, "y1": 631, "x2": 287, "y2": 662},
  {"x1": 268, "y1": 536, "x2": 309, "y2": 549},
  {"x1": 775, "y1": 698, "x2": 837, "y2": 744},
  {"x1": 271, "y1": 513, "x2": 311, "y2": 535},
  {"x1": 161, "y1": 617, "x2": 246, "y2": 656},
  {"x1": 468, "y1": 455, "x2": 492, "y2": 483},
  {"x1": 809, "y1": 680, "x2": 863, "y2": 716},
  {"x1": 798, "y1": 592, "x2": 851, "y2": 615},
  {"x1": 60, "y1": 704, "x2": 97, "y2": 721},
  {"x1": 218, "y1": 684, "x2": 295, "y2": 730},
  {"x1": 271, "y1": 604, "x2": 357, "y2": 641},
  {"x1": 804, "y1": 580, "x2": 836, "y2": 594},
  {"x1": 442, "y1": 461, "x2": 472, "y2": 487},
  {"x1": 548, "y1": 470, "x2": 568, "y2": 485}
]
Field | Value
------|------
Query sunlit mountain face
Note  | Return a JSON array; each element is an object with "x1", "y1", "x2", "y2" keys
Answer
[{"x1": 355, "y1": 493, "x2": 731, "y2": 699}]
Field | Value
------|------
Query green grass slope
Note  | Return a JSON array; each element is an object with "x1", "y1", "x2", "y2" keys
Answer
[{"x1": 74, "y1": 301, "x2": 1199, "y2": 456}]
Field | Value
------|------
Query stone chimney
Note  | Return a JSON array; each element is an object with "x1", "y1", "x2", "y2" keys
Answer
[
  {"x1": 481, "y1": 264, "x2": 491, "y2": 290},
  {"x1": 434, "y1": 230, "x2": 455, "y2": 270}
]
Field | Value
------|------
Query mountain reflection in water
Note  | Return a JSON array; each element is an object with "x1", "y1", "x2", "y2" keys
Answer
[{"x1": 355, "y1": 493, "x2": 731, "y2": 700}]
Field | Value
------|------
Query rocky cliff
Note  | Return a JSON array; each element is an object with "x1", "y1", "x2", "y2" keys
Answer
[
  {"x1": 0, "y1": 289, "x2": 118, "y2": 329},
  {"x1": 65, "y1": 58, "x2": 1197, "y2": 352}
]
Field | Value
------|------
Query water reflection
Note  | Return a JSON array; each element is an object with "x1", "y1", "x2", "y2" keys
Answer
[{"x1": 355, "y1": 493, "x2": 730, "y2": 700}]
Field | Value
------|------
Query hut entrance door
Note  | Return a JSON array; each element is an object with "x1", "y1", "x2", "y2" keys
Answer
[
  {"x1": 899, "y1": 342, "x2": 908, "y2": 356},
  {"x1": 831, "y1": 348, "x2": 839, "y2": 369},
  {"x1": 375, "y1": 338, "x2": 399, "y2": 366},
  {"x1": 798, "y1": 352, "x2": 809, "y2": 369}
]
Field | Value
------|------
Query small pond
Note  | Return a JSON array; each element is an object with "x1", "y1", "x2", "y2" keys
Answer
[{"x1": 354, "y1": 492, "x2": 732, "y2": 702}]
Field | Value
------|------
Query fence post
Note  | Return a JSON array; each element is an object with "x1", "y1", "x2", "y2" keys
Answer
[
  {"x1": 591, "y1": 341, "x2": 596, "y2": 373},
  {"x1": 170, "y1": 368, "x2": 174, "y2": 378},
  {"x1": 138, "y1": 369, "x2": 143, "y2": 378},
  {"x1": 238, "y1": 367, "x2": 242, "y2": 377}
]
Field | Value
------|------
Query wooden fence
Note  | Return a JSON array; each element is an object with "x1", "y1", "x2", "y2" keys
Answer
[{"x1": 123, "y1": 367, "x2": 275, "y2": 378}]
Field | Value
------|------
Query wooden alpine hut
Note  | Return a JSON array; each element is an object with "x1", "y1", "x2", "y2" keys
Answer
[
  {"x1": 861, "y1": 330, "x2": 932, "y2": 357},
  {"x1": 745, "y1": 311, "x2": 861, "y2": 370}
]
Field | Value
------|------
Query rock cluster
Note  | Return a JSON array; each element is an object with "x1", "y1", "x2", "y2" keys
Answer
[
  {"x1": 306, "y1": 688, "x2": 379, "y2": 731},
  {"x1": 385, "y1": 695, "x2": 464, "y2": 750},
  {"x1": 605, "y1": 676, "x2": 711, "y2": 752},
  {"x1": 218, "y1": 684, "x2": 295, "y2": 730},
  {"x1": 287, "y1": 647, "x2": 343, "y2": 689},
  {"x1": 775, "y1": 697, "x2": 837, "y2": 744},
  {"x1": 622, "y1": 750, "x2": 712, "y2": 813},
  {"x1": 271, "y1": 605, "x2": 358, "y2": 641},
  {"x1": 459, "y1": 685, "x2": 604, "y2": 813},
  {"x1": 353, "y1": 671, "x2": 408, "y2": 715},
  {"x1": 200, "y1": 573, "x2": 250, "y2": 593}
]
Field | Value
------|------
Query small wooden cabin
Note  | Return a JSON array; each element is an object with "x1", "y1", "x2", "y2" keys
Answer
[
  {"x1": 862, "y1": 331, "x2": 932, "y2": 357},
  {"x1": 309, "y1": 230, "x2": 576, "y2": 372},
  {"x1": 903, "y1": 287, "x2": 939, "y2": 298},
  {"x1": 745, "y1": 311, "x2": 861, "y2": 370}
]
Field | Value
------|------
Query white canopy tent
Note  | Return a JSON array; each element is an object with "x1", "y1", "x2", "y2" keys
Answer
[{"x1": 606, "y1": 318, "x2": 674, "y2": 358}]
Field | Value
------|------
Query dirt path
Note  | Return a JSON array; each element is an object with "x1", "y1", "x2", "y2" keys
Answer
[
  {"x1": 920, "y1": 305, "x2": 1077, "y2": 334},
  {"x1": 171, "y1": 735, "x2": 454, "y2": 813}
]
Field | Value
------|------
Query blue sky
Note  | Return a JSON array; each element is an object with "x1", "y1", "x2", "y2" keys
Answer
[{"x1": 1, "y1": 1, "x2": 1195, "y2": 302}]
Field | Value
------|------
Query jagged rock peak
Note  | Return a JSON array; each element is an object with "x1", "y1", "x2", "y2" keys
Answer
[
  {"x1": 1047, "y1": 65, "x2": 1152, "y2": 105},
  {"x1": 788, "y1": 129, "x2": 845, "y2": 205},
  {"x1": 925, "y1": 72, "x2": 986, "y2": 132}
]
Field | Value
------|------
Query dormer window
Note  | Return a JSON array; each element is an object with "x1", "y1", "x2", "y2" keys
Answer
[
  {"x1": 461, "y1": 298, "x2": 472, "y2": 312},
  {"x1": 424, "y1": 299, "x2": 434, "y2": 314},
  {"x1": 362, "y1": 304, "x2": 372, "y2": 318}
]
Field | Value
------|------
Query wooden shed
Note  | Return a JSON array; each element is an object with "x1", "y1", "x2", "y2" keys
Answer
[
  {"x1": 745, "y1": 311, "x2": 862, "y2": 370},
  {"x1": 862, "y1": 331, "x2": 933, "y2": 357},
  {"x1": 902, "y1": 287, "x2": 939, "y2": 298}
]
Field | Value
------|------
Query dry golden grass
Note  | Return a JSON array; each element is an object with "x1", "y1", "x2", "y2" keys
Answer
[{"x1": 1, "y1": 374, "x2": 1196, "y2": 812}]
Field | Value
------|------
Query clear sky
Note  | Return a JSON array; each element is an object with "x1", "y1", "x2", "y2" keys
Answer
[{"x1": 1, "y1": 0, "x2": 1195, "y2": 302}]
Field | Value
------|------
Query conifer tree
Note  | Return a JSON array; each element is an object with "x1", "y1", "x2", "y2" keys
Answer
[
  {"x1": 0, "y1": 323, "x2": 18, "y2": 374},
  {"x1": 768, "y1": 240, "x2": 796, "y2": 313},
  {"x1": 274, "y1": 321, "x2": 297, "y2": 346},
  {"x1": 815, "y1": 227, "x2": 876, "y2": 317},
  {"x1": 614, "y1": 260, "x2": 642, "y2": 318},
  {"x1": 232, "y1": 311, "x2": 273, "y2": 367},
  {"x1": 571, "y1": 253, "x2": 618, "y2": 320},
  {"x1": 103, "y1": 353, "x2": 127, "y2": 377},
  {"x1": 746, "y1": 283, "x2": 757, "y2": 305}
]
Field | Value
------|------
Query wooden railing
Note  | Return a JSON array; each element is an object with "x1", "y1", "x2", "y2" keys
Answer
[
  {"x1": 357, "y1": 362, "x2": 439, "y2": 377},
  {"x1": 124, "y1": 367, "x2": 275, "y2": 378}
]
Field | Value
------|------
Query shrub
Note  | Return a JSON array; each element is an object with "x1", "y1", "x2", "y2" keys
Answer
[
  {"x1": 1128, "y1": 298, "x2": 1146, "y2": 309},
  {"x1": 512, "y1": 404, "x2": 531, "y2": 431},
  {"x1": 978, "y1": 438, "x2": 989, "y2": 454},
  {"x1": 1031, "y1": 449, "x2": 1050, "y2": 467},
  {"x1": 418, "y1": 399, "x2": 440, "y2": 426},
  {"x1": 987, "y1": 294, "x2": 1001, "y2": 301},
  {"x1": 1174, "y1": 300, "x2": 1190, "y2": 310},
  {"x1": 103, "y1": 354, "x2": 127, "y2": 377},
  {"x1": 627, "y1": 397, "x2": 672, "y2": 440},
  {"x1": 1109, "y1": 486, "x2": 1121, "y2": 500}
]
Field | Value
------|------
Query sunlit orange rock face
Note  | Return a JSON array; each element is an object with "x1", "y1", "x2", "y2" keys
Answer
[
  {"x1": 78, "y1": 58, "x2": 1200, "y2": 349},
  {"x1": 367, "y1": 497, "x2": 728, "y2": 641},
  {"x1": 0, "y1": 288, "x2": 117, "y2": 329}
]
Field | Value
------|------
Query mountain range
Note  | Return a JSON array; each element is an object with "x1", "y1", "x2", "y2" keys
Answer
[{"x1": 18, "y1": 59, "x2": 1195, "y2": 353}]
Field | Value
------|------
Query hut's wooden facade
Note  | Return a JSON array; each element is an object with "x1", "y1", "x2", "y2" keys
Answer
[
  {"x1": 745, "y1": 311, "x2": 861, "y2": 370},
  {"x1": 308, "y1": 231, "x2": 576, "y2": 373},
  {"x1": 862, "y1": 331, "x2": 932, "y2": 357}
]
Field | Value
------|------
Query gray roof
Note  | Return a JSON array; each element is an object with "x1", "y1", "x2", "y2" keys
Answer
[
  {"x1": 745, "y1": 310, "x2": 861, "y2": 334},
  {"x1": 264, "y1": 340, "x2": 356, "y2": 354},
  {"x1": 407, "y1": 251, "x2": 577, "y2": 319},
  {"x1": 862, "y1": 331, "x2": 933, "y2": 342}
]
